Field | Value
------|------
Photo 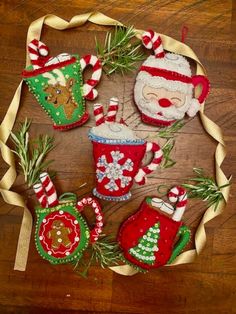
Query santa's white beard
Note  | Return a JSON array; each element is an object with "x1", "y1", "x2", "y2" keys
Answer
[{"x1": 134, "y1": 80, "x2": 192, "y2": 120}]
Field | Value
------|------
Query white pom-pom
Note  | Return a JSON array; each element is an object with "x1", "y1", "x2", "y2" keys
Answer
[{"x1": 187, "y1": 98, "x2": 201, "y2": 117}]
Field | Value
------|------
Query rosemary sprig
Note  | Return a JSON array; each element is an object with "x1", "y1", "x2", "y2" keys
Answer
[
  {"x1": 158, "y1": 120, "x2": 185, "y2": 139},
  {"x1": 161, "y1": 139, "x2": 176, "y2": 169},
  {"x1": 72, "y1": 235, "x2": 123, "y2": 277},
  {"x1": 182, "y1": 168, "x2": 231, "y2": 211},
  {"x1": 11, "y1": 119, "x2": 55, "y2": 187},
  {"x1": 95, "y1": 26, "x2": 145, "y2": 75}
]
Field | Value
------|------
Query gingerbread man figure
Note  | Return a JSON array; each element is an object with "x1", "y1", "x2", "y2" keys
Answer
[{"x1": 47, "y1": 220, "x2": 72, "y2": 249}]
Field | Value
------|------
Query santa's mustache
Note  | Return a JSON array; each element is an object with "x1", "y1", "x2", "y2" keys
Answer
[{"x1": 139, "y1": 98, "x2": 187, "y2": 119}]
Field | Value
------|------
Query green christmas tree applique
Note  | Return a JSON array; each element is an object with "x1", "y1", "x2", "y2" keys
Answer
[{"x1": 129, "y1": 222, "x2": 160, "y2": 265}]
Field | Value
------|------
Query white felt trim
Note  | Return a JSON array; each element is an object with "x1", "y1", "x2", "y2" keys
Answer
[
  {"x1": 136, "y1": 71, "x2": 193, "y2": 94},
  {"x1": 187, "y1": 98, "x2": 201, "y2": 117},
  {"x1": 142, "y1": 54, "x2": 192, "y2": 76}
]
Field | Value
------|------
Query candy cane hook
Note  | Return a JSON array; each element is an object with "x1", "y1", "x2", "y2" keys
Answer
[
  {"x1": 28, "y1": 39, "x2": 50, "y2": 70},
  {"x1": 142, "y1": 30, "x2": 165, "y2": 58},
  {"x1": 134, "y1": 142, "x2": 163, "y2": 185},
  {"x1": 168, "y1": 186, "x2": 188, "y2": 221},
  {"x1": 80, "y1": 55, "x2": 102, "y2": 100}
]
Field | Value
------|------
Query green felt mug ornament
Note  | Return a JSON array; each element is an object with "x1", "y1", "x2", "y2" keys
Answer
[
  {"x1": 22, "y1": 39, "x2": 102, "y2": 130},
  {"x1": 33, "y1": 172, "x2": 103, "y2": 264}
]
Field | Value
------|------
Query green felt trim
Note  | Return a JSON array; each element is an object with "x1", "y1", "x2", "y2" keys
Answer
[
  {"x1": 167, "y1": 225, "x2": 191, "y2": 264},
  {"x1": 24, "y1": 55, "x2": 85, "y2": 127},
  {"x1": 35, "y1": 202, "x2": 90, "y2": 265}
]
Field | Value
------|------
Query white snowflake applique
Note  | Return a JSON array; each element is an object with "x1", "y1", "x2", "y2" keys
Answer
[{"x1": 96, "y1": 151, "x2": 134, "y2": 191}]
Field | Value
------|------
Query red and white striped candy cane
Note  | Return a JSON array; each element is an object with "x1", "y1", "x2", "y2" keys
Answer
[
  {"x1": 134, "y1": 142, "x2": 163, "y2": 185},
  {"x1": 39, "y1": 172, "x2": 59, "y2": 207},
  {"x1": 80, "y1": 55, "x2": 102, "y2": 100},
  {"x1": 142, "y1": 30, "x2": 165, "y2": 58},
  {"x1": 94, "y1": 103, "x2": 105, "y2": 126},
  {"x1": 28, "y1": 39, "x2": 50, "y2": 70},
  {"x1": 33, "y1": 183, "x2": 48, "y2": 208},
  {"x1": 76, "y1": 197, "x2": 103, "y2": 243},
  {"x1": 168, "y1": 186, "x2": 188, "y2": 221},
  {"x1": 106, "y1": 97, "x2": 119, "y2": 122}
]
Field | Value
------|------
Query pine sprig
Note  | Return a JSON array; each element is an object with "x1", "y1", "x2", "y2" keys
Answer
[
  {"x1": 158, "y1": 120, "x2": 185, "y2": 139},
  {"x1": 161, "y1": 139, "x2": 176, "y2": 169},
  {"x1": 182, "y1": 168, "x2": 231, "y2": 211},
  {"x1": 72, "y1": 235, "x2": 123, "y2": 277},
  {"x1": 11, "y1": 119, "x2": 55, "y2": 187},
  {"x1": 95, "y1": 26, "x2": 145, "y2": 75}
]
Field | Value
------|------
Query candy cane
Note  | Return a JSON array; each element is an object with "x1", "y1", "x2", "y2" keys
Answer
[
  {"x1": 106, "y1": 97, "x2": 119, "y2": 122},
  {"x1": 28, "y1": 39, "x2": 50, "y2": 70},
  {"x1": 39, "y1": 172, "x2": 59, "y2": 207},
  {"x1": 168, "y1": 186, "x2": 188, "y2": 222},
  {"x1": 76, "y1": 197, "x2": 103, "y2": 243},
  {"x1": 134, "y1": 142, "x2": 163, "y2": 185},
  {"x1": 33, "y1": 183, "x2": 48, "y2": 208},
  {"x1": 142, "y1": 30, "x2": 165, "y2": 58},
  {"x1": 80, "y1": 55, "x2": 102, "y2": 100},
  {"x1": 94, "y1": 103, "x2": 105, "y2": 126}
]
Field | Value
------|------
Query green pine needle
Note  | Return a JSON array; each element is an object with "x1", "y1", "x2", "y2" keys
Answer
[
  {"x1": 11, "y1": 118, "x2": 55, "y2": 187},
  {"x1": 158, "y1": 120, "x2": 185, "y2": 139},
  {"x1": 95, "y1": 26, "x2": 145, "y2": 75},
  {"x1": 182, "y1": 168, "x2": 231, "y2": 211},
  {"x1": 72, "y1": 235, "x2": 123, "y2": 277},
  {"x1": 161, "y1": 139, "x2": 176, "y2": 169}
]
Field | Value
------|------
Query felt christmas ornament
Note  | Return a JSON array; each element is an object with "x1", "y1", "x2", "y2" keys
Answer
[
  {"x1": 88, "y1": 97, "x2": 163, "y2": 201},
  {"x1": 22, "y1": 39, "x2": 102, "y2": 130},
  {"x1": 134, "y1": 30, "x2": 210, "y2": 127},
  {"x1": 33, "y1": 172, "x2": 103, "y2": 264},
  {"x1": 118, "y1": 186, "x2": 191, "y2": 270}
]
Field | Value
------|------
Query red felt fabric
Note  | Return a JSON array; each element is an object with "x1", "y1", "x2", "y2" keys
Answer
[
  {"x1": 141, "y1": 112, "x2": 176, "y2": 127},
  {"x1": 118, "y1": 198, "x2": 182, "y2": 270},
  {"x1": 92, "y1": 141, "x2": 146, "y2": 198},
  {"x1": 39, "y1": 210, "x2": 81, "y2": 258}
]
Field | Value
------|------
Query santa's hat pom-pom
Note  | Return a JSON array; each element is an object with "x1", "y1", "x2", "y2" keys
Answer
[{"x1": 187, "y1": 98, "x2": 201, "y2": 117}]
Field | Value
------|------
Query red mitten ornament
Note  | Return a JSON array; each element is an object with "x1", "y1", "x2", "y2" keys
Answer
[
  {"x1": 88, "y1": 97, "x2": 163, "y2": 201},
  {"x1": 118, "y1": 186, "x2": 191, "y2": 270},
  {"x1": 22, "y1": 39, "x2": 102, "y2": 130},
  {"x1": 33, "y1": 173, "x2": 103, "y2": 264},
  {"x1": 134, "y1": 30, "x2": 210, "y2": 126}
]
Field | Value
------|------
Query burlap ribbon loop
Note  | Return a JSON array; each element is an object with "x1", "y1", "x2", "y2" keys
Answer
[{"x1": 0, "y1": 12, "x2": 230, "y2": 274}]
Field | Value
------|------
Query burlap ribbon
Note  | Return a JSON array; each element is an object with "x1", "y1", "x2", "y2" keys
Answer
[{"x1": 0, "y1": 12, "x2": 230, "y2": 274}]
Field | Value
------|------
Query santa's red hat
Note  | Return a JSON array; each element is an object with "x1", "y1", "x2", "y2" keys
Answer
[{"x1": 136, "y1": 30, "x2": 210, "y2": 117}]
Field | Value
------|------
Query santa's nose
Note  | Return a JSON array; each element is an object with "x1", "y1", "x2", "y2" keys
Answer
[{"x1": 159, "y1": 98, "x2": 172, "y2": 108}]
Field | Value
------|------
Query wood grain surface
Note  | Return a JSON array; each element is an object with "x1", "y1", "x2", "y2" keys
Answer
[{"x1": 0, "y1": 1, "x2": 236, "y2": 313}]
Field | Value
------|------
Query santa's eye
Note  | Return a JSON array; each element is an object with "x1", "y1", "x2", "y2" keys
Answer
[
  {"x1": 147, "y1": 92, "x2": 158, "y2": 98},
  {"x1": 171, "y1": 97, "x2": 181, "y2": 102},
  {"x1": 56, "y1": 89, "x2": 61, "y2": 94}
]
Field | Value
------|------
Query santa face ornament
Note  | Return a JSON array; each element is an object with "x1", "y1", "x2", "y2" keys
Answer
[{"x1": 134, "y1": 30, "x2": 210, "y2": 127}]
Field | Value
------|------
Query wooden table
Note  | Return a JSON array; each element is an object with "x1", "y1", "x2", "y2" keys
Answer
[{"x1": 0, "y1": 1, "x2": 235, "y2": 313}]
